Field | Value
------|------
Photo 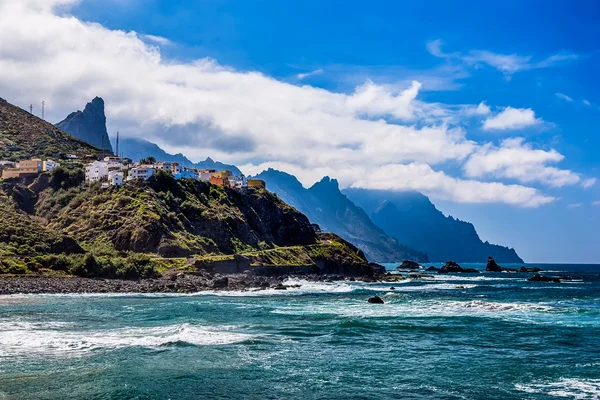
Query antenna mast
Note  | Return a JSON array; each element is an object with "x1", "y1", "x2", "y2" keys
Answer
[
  {"x1": 116, "y1": 131, "x2": 119, "y2": 158},
  {"x1": 41, "y1": 101, "x2": 45, "y2": 120},
  {"x1": 29, "y1": 104, "x2": 33, "y2": 114}
]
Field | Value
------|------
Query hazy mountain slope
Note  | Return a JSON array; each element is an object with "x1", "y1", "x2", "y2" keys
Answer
[
  {"x1": 343, "y1": 188, "x2": 523, "y2": 263},
  {"x1": 255, "y1": 168, "x2": 428, "y2": 263}
]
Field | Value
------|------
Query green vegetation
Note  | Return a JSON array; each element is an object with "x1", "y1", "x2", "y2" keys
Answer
[{"x1": 0, "y1": 98, "x2": 97, "y2": 160}]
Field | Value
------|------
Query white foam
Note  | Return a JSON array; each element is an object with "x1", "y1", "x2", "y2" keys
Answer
[
  {"x1": 516, "y1": 378, "x2": 600, "y2": 399},
  {"x1": 0, "y1": 323, "x2": 254, "y2": 357}
]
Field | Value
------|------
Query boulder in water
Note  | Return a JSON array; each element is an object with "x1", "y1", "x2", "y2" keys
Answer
[
  {"x1": 426, "y1": 266, "x2": 439, "y2": 272},
  {"x1": 369, "y1": 262, "x2": 387, "y2": 275},
  {"x1": 528, "y1": 274, "x2": 560, "y2": 283},
  {"x1": 486, "y1": 256, "x2": 502, "y2": 272},
  {"x1": 520, "y1": 266, "x2": 542, "y2": 273},
  {"x1": 368, "y1": 296, "x2": 385, "y2": 304},
  {"x1": 439, "y1": 261, "x2": 479, "y2": 274},
  {"x1": 397, "y1": 260, "x2": 421, "y2": 270}
]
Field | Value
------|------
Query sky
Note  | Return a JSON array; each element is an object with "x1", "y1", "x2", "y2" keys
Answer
[{"x1": 0, "y1": 0, "x2": 598, "y2": 262}]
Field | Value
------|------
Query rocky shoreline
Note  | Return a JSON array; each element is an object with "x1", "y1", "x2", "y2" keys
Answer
[{"x1": 0, "y1": 271, "x2": 405, "y2": 295}]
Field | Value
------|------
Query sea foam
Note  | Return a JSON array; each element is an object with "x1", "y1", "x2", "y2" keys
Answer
[{"x1": 516, "y1": 378, "x2": 600, "y2": 399}]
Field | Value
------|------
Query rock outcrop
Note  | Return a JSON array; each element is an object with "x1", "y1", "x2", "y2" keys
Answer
[
  {"x1": 438, "y1": 261, "x2": 479, "y2": 274},
  {"x1": 368, "y1": 296, "x2": 384, "y2": 304},
  {"x1": 398, "y1": 260, "x2": 421, "y2": 270},
  {"x1": 56, "y1": 97, "x2": 113, "y2": 152},
  {"x1": 528, "y1": 274, "x2": 560, "y2": 283}
]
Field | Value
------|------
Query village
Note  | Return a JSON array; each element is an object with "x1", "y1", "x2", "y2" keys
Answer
[{"x1": 0, "y1": 155, "x2": 266, "y2": 190}]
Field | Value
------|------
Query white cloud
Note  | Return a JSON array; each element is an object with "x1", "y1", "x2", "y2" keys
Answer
[
  {"x1": 583, "y1": 99, "x2": 592, "y2": 107},
  {"x1": 428, "y1": 40, "x2": 579, "y2": 77},
  {"x1": 582, "y1": 178, "x2": 597, "y2": 189},
  {"x1": 141, "y1": 34, "x2": 172, "y2": 46},
  {"x1": 555, "y1": 93, "x2": 573, "y2": 102},
  {"x1": 567, "y1": 203, "x2": 582, "y2": 209},
  {"x1": 464, "y1": 138, "x2": 582, "y2": 187},
  {"x1": 296, "y1": 68, "x2": 323, "y2": 80},
  {"x1": 0, "y1": 0, "x2": 584, "y2": 209},
  {"x1": 463, "y1": 101, "x2": 491, "y2": 116},
  {"x1": 593, "y1": 201, "x2": 600, "y2": 207},
  {"x1": 483, "y1": 107, "x2": 542, "y2": 131}
]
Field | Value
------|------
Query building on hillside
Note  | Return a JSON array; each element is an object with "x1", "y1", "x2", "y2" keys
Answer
[
  {"x1": 199, "y1": 169, "x2": 216, "y2": 181},
  {"x1": 212, "y1": 170, "x2": 232, "y2": 179},
  {"x1": 209, "y1": 176, "x2": 229, "y2": 187},
  {"x1": 85, "y1": 161, "x2": 109, "y2": 183},
  {"x1": 42, "y1": 159, "x2": 59, "y2": 172},
  {"x1": 85, "y1": 159, "x2": 125, "y2": 183},
  {"x1": 172, "y1": 163, "x2": 182, "y2": 175},
  {"x1": 174, "y1": 169, "x2": 199, "y2": 180},
  {"x1": 65, "y1": 154, "x2": 78, "y2": 159},
  {"x1": 229, "y1": 175, "x2": 247, "y2": 189},
  {"x1": 0, "y1": 161, "x2": 16, "y2": 175},
  {"x1": 17, "y1": 159, "x2": 43, "y2": 173},
  {"x1": 127, "y1": 167, "x2": 155, "y2": 181},
  {"x1": 154, "y1": 162, "x2": 173, "y2": 172},
  {"x1": 104, "y1": 156, "x2": 121, "y2": 163},
  {"x1": 247, "y1": 179, "x2": 266, "y2": 189},
  {"x1": 108, "y1": 170, "x2": 124, "y2": 186}
]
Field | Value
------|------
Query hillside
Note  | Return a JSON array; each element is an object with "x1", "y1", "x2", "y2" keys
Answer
[
  {"x1": 343, "y1": 188, "x2": 523, "y2": 263},
  {"x1": 0, "y1": 169, "x2": 370, "y2": 277},
  {"x1": 254, "y1": 168, "x2": 428, "y2": 263},
  {"x1": 56, "y1": 97, "x2": 113, "y2": 152},
  {"x1": 0, "y1": 97, "x2": 98, "y2": 160}
]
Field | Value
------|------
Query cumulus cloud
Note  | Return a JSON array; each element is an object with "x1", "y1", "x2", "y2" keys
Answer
[
  {"x1": 464, "y1": 138, "x2": 583, "y2": 187},
  {"x1": 593, "y1": 201, "x2": 600, "y2": 207},
  {"x1": 567, "y1": 203, "x2": 582, "y2": 209},
  {"x1": 0, "y1": 0, "x2": 585, "y2": 208},
  {"x1": 141, "y1": 34, "x2": 172, "y2": 46},
  {"x1": 582, "y1": 178, "x2": 597, "y2": 189},
  {"x1": 427, "y1": 39, "x2": 579, "y2": 77},
  {"x1": 483, "y1": 107, "x2": 541, "y2": 131},
  {"x1": 463, "y1": 101, "x2": 491, "y2": 116}
]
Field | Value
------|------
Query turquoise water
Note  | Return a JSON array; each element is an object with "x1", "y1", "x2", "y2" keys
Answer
[{"x1": 1, "y1": 264, "x2": 600, "y2": 399}]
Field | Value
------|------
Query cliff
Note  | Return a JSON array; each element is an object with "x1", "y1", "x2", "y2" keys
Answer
[
  {"x1": 254, "y1": 168, "x2": 428, "y2": 263},
  {"x1": 0, "y1": 97, "x2": 97, "y2": 160},
  {"x1": 56, "y1": 97, "x2": 113, "y2": 152},
  {"x1": 343, "y1": 188, "x2": 523, "y2": 263}
]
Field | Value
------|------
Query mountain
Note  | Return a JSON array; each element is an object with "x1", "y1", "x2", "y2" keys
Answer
[
  {"x1": 113, "y1": 137, "x2": 242, "y2": 176},
  {"x1": 343, "y1": 188, "x2": 524, "y2": 263},
  {"x1": 56, "y1": 97, "x2": 113, "y2": 152},
  {"x1": 0, "y1": 97, "x2": 98, "y2": 160},
  {"x1": 254, "y1": 168, "x2": 428, "y2": 263}
]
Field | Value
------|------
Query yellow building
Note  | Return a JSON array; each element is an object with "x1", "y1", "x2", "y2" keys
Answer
[
  {"x1": 17, "y1": 159, "x2": 42, "y2": 173},
  {"x1": 247, "y1": 179, "x2": 266, "y2": 189},
  {"x1": 212, "y1": 170, "x2": 232, "y2": 179}
]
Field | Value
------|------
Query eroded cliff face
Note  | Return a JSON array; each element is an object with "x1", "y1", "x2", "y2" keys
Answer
[{"x1": 56, "y1": 97, "x2": 113, "y2": 152}]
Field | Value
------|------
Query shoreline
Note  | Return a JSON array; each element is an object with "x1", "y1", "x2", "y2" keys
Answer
[{"x1": 0, "y1": 272, "x2": 401, "y2": 295}]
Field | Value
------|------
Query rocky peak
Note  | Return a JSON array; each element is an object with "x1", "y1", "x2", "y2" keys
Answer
[{"x1": 56, "y1": 97, "x2": 113, "y2": 152}]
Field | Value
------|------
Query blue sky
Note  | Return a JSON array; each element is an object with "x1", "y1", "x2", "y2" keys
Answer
[{"x1": 1, "y1": 0, "x2": 599, "y2": 262}]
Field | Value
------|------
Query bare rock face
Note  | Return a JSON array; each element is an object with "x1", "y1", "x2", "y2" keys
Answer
[
  {"x1": 486, "y1": 256, "x2": 503, "y2": 272},
  {"x1": 368, "y1": 296, "x2": 385, "y2": 304},
  {"x1": 56, "y1": 97, "x2": 113, "y2": 152}
]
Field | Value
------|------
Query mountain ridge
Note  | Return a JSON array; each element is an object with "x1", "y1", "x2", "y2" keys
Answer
[
  {"x1": 56, "y1": 97, "x2": 113, "y2": 152},
  {"x1": 343, "y1": 188, "x2": 524, "y2": 263},
  {"x1": 254, "y1": 168, "x2": 428, "y2": 263}
]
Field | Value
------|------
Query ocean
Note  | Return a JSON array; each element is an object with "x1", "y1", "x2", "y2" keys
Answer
[{"x1": 1, "y1": 263, "x2": 599, "y2": 399}]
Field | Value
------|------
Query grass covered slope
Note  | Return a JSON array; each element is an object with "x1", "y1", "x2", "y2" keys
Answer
[
  {"x1": 0, "y1": 97, "x2": 98, "y2": 160},
  {"x1": 0, "y1": 169, "x2": 369, "y2": 278}
]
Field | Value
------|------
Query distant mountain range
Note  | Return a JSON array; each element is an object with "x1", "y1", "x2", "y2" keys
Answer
[
  {"x1": 343, "y1": 188, "x2": 523, "y2": 263},
  {"x1": 56, "y1": 97, "x2": 113, "y2": 152},
  {"x1": 254, "y1": 168, "x2": 428, "y2": 263}
]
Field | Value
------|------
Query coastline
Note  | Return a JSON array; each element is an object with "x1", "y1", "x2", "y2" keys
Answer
[{"x1": 0, "y1": 272, "x2": 401, "y2": 295}]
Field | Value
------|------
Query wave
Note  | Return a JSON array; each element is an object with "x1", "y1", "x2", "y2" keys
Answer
[
  {"x1": 516, "y1": 378, "x2": 600, "y2": 399},
  {"x1": 0, "y1": 323, "x2": 255, "y2": 357}
]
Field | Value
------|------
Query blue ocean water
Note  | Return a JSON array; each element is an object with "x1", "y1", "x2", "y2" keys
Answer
[{"x1": 1, "y1": 264, "x2": 599, "y2": 399}]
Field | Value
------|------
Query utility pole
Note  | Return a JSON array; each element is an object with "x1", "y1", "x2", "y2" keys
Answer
[
  {"x1": 41, "y1": 101, "x2": 45, "y2": 120},
  {"x1": 116, "y1": 131, "x2": 119, "y2": 158},
  {"x1": 29, "y1": 104, "x2": 33, "y2": 114}
]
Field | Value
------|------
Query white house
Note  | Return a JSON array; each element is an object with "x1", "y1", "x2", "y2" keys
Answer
[
  {"x1": 154, "y1": 162, "x2": 173, "y2": 172},
  {"x1": 42, "y1": 159, "x2": 59, "y2": 172},
  {"x1": 85, "y1": 161, "x2": 109, "y2": 183},
  {"x1": 229, "y1": 175, "x2": 247, "y2": 188},
  {"x1": 108, "y1": 170, "x2": 124, "y2": 186},
  {"x1": 198, "y1": 169, "x2": 216, "y2": 182},
  {"x1": 127, "y1": 167, "x2": 155, "y2": 181},
  {"x1": 85, "y1": 160, "x2": 125, "y2": 183}
]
